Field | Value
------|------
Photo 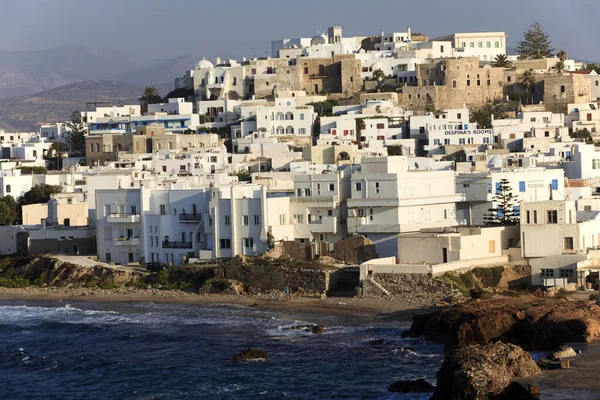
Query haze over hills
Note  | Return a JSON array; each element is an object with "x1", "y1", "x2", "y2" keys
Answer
[
  {"x1": 0, "y1": 45, "x2": 195, "y2": 100},
  {"x1": 0, "y1": 80, "x2": 143, "y2": 132}
]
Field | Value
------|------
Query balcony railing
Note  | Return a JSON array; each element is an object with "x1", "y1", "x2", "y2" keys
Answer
[
  {"x1": 162, "y1": 241, "x2": 193, "y2": 249},
  {"x1": 179, "y1": 213, "x2": 202, "y2": 222},
  {"x1": 107, "y1": 213, "x2": 141, "y2": 223}
]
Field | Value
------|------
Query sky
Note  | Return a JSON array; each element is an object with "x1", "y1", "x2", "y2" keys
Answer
[{"x1": 0, "y1": 0, "x2": 598, "y2": 62}]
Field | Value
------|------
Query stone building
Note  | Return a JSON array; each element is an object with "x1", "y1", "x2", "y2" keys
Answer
[
  {"x1": 399, "y1": 57, "x2": 506, "y2": 111},
  {"x1": 249, "y1": 55, "x2": 363, "y2": 99},
  {"x1": 542, "y1": 73, "x2": 591, "y2": 114}
]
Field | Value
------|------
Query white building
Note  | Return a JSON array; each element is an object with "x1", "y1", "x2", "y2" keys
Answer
[
  {"x1": 434, "y1": 32, "x2": 507, "y2": 62},
  {"x1": 347, "y1": 156, "x2": 461, "y2": 256},
  {"x1": 564, "y1": 142, "x2": 600, "y2": 180},
  {"x1": 456, "y1": 165, "x2": 565, "y2": 225},
  {"x1": 148, "y1": 98, "x2": 194, "y2": 115},
  {"x1": 494, "y1": 110, "x2": 566, "y2": 151}
]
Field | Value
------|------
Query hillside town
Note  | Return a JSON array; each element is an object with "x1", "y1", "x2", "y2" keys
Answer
[{"x1": 1, "y1": 22, "x2": 600, "y2": 299}]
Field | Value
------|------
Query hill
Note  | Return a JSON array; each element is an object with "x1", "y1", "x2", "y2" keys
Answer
[{"x1": 0, "y1": 81, "x2": 142, "y2": 132}]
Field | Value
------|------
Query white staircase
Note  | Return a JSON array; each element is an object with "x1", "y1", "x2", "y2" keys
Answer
[{"x1": 366, "y1": 277, "x2": 391, "y2": 296}]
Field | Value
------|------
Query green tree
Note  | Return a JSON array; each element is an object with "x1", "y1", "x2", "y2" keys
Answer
[
  {"x1": 163, "y1": 87, "x2": 194, "y2": 101},
  {"x1": 484, "y1": 179, "x2": 519, "y2": 226},
  {"x1": 386, "y1": 145, "x2": 404, "y2": 155},
  {"x1": 516, "y1": 23, "x2": 554, "y2": 59},
  {"x1": 19, "y1": 184, "x2": 61, "y2": 206},
  {"x1": 66, "y1": 110, "x2": 86, "y2": 157},
  {"x1": 138, "y1": 86, "x2": 161, "y2": 113},
  {"x1": 470, "y1": 108, "x2": 492, "y2": 129},
  {"x1": 424, "y1": 96, "x2": 436, "y2": 113},
  {"x1": 586, "y1": 63, "x2": 600, "y2": 74},
  {"x1": 554, "y1": 61, "x2": 565, "y2": 73},
  {"x1": 556, "y1": 50, "x2": 568, "y2": 62},
  {"x1": 0, "y1": 196, "x2": 17, "y2": 225},
  {"x1": 372, "y1": 69, "x2": 386, "y2": 81},
  {"x1": 307, "y1": 99, "x2": 339, "y2": 117},
  {"x1": 570, "y1": 128, "x2": 593, "y2": 144},
  {"x1": 519, "y1": 69, "x2": 536, "y2": 104},
  {"x1": 491, "y1": 54, "x2": 513, "y2": 68}
]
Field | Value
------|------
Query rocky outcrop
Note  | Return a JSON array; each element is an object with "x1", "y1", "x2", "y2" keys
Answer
[
  {"x1": 233, "y1": 348, "x2": 268, "y2": 361},
  {"x1": 387, "y1": 378, "x2": 434, "y2": 393},
  {"x1": 548, "y1": 345, "x2": 577, "y2": 360},
  {"x1": 283, "y1": 325, "x2": 324, "y2": 334},
  {"x1": 403, "y1": 297, "x2": 600, "y2": 350},
  {"x1": 431, "y1": 342, "x2": 540, "y2": 400}
]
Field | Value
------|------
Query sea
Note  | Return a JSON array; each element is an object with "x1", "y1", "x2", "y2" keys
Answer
[{"x1": 0, "y1": 300, "x2": 444, "y2": 400}]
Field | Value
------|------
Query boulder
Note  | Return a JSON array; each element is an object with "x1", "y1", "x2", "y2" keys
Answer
[
  {"x1": 402, "y1": 297, "x2": 600, "y2": 351},
  {"x1": 431, "y1": 342, "x2": 541, "y2": 400},
  {"x1": 547, "y1": 345, "x2": 577, "y2": 360},
  {"x1": 492, "y1": 382, "x2": 540, "y2": 400},
  {"x1": 387, "y1": 378, "x2": 434, "y2": 393},
  {"x1": 233, "y1": 348, "x2": 268, "y2": 361}
]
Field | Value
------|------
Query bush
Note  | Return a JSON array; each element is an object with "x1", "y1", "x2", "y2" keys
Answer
[
  {"x1": 0, "y1": 275, "x2": 30, "y2": 288},
  {"x1": 589, "y1": 293, "x2": 598, "y2": 301},
  {"x1": 439, "y1": 273, "x2": 471, "y2": 297},
  {"x1": 100, "y1": 281, "x2": 117, "y2": 290},
  {"x1": 33, "y1": 271, "x2": 47, "y2": 286},
  {"x1": 82, "y1": 274, "x2": 98, "y2": 288}
]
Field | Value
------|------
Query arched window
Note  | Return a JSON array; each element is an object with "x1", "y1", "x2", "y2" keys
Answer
[
  {"x1": 276, "y1": 112, "x2": 284, "y2": 120},
  {"x1": 5, "y1": 184, "x2": 11, "y2": 193},
  {"x1": 276, "y1": 126, "x2": 285, "y2": 135},
  {"x1": 286, "y1": 126, "x2": 294, "y2": 134},
  {"x1": 285, "y1": 112, "x2": 294, "y2": 120}
]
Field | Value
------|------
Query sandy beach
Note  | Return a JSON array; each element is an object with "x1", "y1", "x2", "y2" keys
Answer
[{"x1": 0, "y1": 286, "x2": 431, "y2": 320}]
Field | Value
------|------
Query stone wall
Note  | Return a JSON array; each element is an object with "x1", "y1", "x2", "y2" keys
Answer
[
  {"x1": 28, "y1": 238, "x2": 97, "y2": 256},
  {"x1": 364, "y1": 272, "x2": 457, "y2": 304},
  {"x1": 215, "y1": 257, "x2": 328, "y2": 292},
  {"x1": 332, "y1": 235, "x2": 378, "y2": 265},
  {"x1": 542, "y1": 74, "x2": 591, "y2": 114},
  {"x1": 399, "y1": 57, "x2": 505, "y2": 111}
]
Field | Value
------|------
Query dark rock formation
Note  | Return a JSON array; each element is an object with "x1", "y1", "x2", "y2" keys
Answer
[
  {"x1": 387, "y1": 378, "x2": 434, "y2": 393},
  {"x1": 402, "y1": 297, "x2": 600, "y2": 350},
  {"x1": 285, "y1": 325, "x2": 325, "y2": 334},
  {"x1": 537, "y1": 358, "x2": 571, "y2": 370},
  {"x1": 233, "y1": 348, "x2": 268, "y2": 361},
  {"x1": 431, "y1": 342, "x2": 540, "y2": 400},
  {"x1": 493, "y1": 382, "x2": 540, "y2": 400}
]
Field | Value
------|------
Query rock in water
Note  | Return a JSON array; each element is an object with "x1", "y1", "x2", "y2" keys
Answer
[
  {"x1": 388, "y1": 378, "x2": 434, "y2": 393},
  {"x1": 547, "y1": 345, "x2": 577, "y2": 360},
  {"x1": 311, "y1": 325, "x2": 324, "y2": 334},
  {"x1": 233, "y1": 348, "x2": 268, "y2": 361},
  {"x1": 431, "y1": 342, "x2": 540, "y2": 400}
]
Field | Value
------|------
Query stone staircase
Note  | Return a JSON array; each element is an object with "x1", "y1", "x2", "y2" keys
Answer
[{"x1": 365, "y1": 277, "x2": 391, "y2": 296}]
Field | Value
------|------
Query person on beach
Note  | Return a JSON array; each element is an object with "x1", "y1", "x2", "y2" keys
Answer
[{"x1": 284, "y1": 286, "x2": 290, "y2": 300}]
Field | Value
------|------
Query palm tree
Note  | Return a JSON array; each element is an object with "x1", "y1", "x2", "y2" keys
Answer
[
  {"x1": 554, "y1": 61, "x2": 565, "y2": 73},
  {"x1": 520, "y1": 69, "x2": 536, "y2": 105},
  {"x1": 556, "y1": 50, "x2": 568, "y2": 62},
  {"x1": 138, "y1": 86, "x2": 159, "y2": 113},
  {"x1": 491, "y1": 54, "x2": 513, "y2": 68}
]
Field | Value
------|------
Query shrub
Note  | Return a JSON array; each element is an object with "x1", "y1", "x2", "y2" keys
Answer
[
  {"x1": 100, "y1": 281, "x2": 117, "y2": 290},
  {"x1": 439, "y1": 273, "x2": 471, "y2": 297},
  {"x1": 589, "y1": 293, "x2": 599, "y2": 301},
  {"x1": 33, "y1": 271, "x2": 47, "y2": 286},
  {"x1": 156, "y1": 270, "x2": 170, "y2": 286},
  {"x1": 82, "y1": 274, "x2": 98, "y2": 288},
  {"x1": 0, "y1": 275, "x2": 30, "y2": 288}
]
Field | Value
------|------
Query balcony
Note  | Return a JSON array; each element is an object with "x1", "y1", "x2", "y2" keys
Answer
[
  {"x1": 308, "y1": 216, "x2": 337, "y2": 233},
  {"x1": 162, "y1": 240, "x2": 193, "y2": 249},
  {"x1": 114, "y1": 237, "x2": 140, "y2": 246},
  {"x1": 107, "y1": 213, "x2": 140, "y2": 223},
  {"x1": 179, "y1": 213, "x2": 202, "y2": 222}
]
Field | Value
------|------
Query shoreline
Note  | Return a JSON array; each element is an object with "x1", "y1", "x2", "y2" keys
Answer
[{"x1": 0, "y1": 287, "x2": 431, "y2": 320}]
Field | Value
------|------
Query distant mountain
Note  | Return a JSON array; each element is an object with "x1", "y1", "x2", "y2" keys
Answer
[
  {"x1": 0, "y1": 80, "x2": 142, "y2": 132},
  {"x1": 0, "y1": 45, "x2": 198, "y2": 100},
  {"x1": 115, "y1": 54, "x2": 196, "y2": 92}
]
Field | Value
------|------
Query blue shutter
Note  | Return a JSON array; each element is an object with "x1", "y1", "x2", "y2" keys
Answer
[
  {"x1": 513, "y1": 205, "x2": 520, "y2": 217},
  {"x1": 496, "y1": 182, "x2": 501, "y2": 193},
  {"x1": 551, "y1": 179, "x2": 558, "y2": 190},
  {"x1": 519, "y1": 181, "x2": 526, "y2": 192},
  {"x1": 497, "y1": 206, "x2": 504, "y2": 217}
]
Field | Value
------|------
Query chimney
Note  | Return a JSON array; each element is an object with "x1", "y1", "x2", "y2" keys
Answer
[{"x1": 407, "y1": 27, "x2": 411, "y2": 41}]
